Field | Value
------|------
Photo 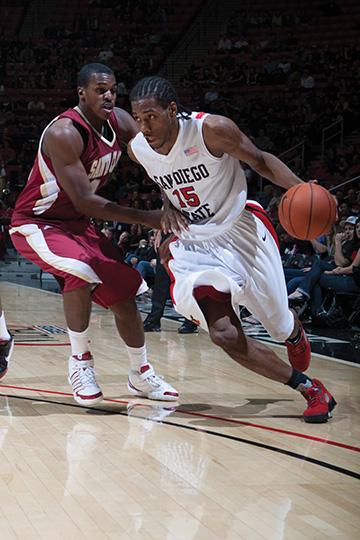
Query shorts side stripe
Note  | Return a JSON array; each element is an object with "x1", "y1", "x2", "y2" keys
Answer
[{"x1": 11, "y1": 224, "x2": 101, "y2": 284}]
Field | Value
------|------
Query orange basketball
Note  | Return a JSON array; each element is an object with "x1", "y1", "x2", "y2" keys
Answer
[{"x1": 278, "y1": 183, "x2": 337, "y2": 240}]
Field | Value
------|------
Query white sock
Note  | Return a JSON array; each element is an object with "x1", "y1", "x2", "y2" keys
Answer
[
  {"x1": 126, "y1": 344, "x2": 148, "y2": 372},
  {"x1": 67, "y1": 327, "x2": 90, "y2": 357},
  {"x1": 0, "y1": 312, "x2": 11, "y2": 341}
]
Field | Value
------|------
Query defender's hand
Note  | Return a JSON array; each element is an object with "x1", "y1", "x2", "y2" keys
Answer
[{"x1": 160, "y1": 207, "x2": 188, "y2": 235}]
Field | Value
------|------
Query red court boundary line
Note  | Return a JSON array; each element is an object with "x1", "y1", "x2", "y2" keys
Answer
[
  {"x1": 15, "y1": 343, "x2": 70, "y2": 347},
  {"x1": 1, "y1": 383, "x2": 359, "y2": 453}
]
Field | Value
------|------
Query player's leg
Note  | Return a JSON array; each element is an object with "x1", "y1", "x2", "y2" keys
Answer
[
  {"x1": 10, "y1": 224, "x2": 103, "y2": 405},
  {"x1": 239, "y1": 212, "x2": 311, "y2": 372},
  {"x1": 198, "y1": 295, "x2": 336, "y2": 423},
  {"x1": 198, "y1": 295, "x2": 292, "y2": 382},
  {"x1": 87, "y1": 234, "x2": 179, "y2": 402},
  {"x1": 109, "y1": 297, "x2": 179, "y2": 401},
  {"x1": 0, "y1": 294, "x2": 14, "y2": 379},
  {"x1": 143, "y1": 255, "x2": 170, "y2": 331}
]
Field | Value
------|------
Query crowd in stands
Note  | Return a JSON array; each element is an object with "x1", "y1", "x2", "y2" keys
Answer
[
  {"x1": 1, "y1": 0, "x2": 360, "y2": 329},
  {"x1": 179, "y1": 4, "x2": 359, "y2": 179}
]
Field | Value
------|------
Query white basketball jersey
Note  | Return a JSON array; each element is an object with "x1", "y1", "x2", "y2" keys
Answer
[{"x1": 130, "y1": 112, "x2": 247, "y2": 239}]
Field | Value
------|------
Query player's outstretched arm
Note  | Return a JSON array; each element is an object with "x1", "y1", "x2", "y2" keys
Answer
[
  {"x1": 43, "y1": 121, "x2": 162, "y2": 229},
  {"x1": 203, "y1": 115, "x2": 304, "y2": 190}
]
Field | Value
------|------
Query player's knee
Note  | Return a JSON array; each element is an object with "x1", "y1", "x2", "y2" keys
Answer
[{"x1": 209, "y1": 320, "x2": 245, "y2": 352}]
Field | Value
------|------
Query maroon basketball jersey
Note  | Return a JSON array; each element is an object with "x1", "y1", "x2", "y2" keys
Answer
[{"x1": 12, "y1": 108, "x2": 122, "y2": 225}]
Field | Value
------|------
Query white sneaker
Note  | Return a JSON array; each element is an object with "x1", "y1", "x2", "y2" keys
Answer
[
  {"x1": 68, "y1": 352, "x2": 103, "y2": 406},
  {"x1": 127, "y1": 363, "x2": 179, "y2": 401}
]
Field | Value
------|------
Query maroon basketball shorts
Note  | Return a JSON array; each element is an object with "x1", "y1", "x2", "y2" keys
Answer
[{"x1": 10, "y1": 220, "x2": 144, "y2": 308}]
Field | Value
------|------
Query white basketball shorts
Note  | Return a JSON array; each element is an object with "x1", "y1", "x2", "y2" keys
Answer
[{"x1": 168, "y1": 206, "x2": 294, "y2": 341}]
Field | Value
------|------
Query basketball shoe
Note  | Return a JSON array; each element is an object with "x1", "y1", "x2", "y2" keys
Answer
[
  {"x1": 285, "y1": 324, "x2": 311, "y2": 372},
  {"x1": 128, "y1": 363, "x2": 179, "y2": 401},
  {"x1": 0, "y1": 335, "x2": 14, "y2": 380},
  {"x1": 301, "y1": 378, "x2": 336, "y2": 423},
  {"x1": 68, "y1": 352, "x2": 103, "y2": 406}
]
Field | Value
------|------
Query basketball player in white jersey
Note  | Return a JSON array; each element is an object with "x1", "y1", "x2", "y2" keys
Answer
[{"x1": 128, "y1": 76, "x2": 336, "y2": 423}]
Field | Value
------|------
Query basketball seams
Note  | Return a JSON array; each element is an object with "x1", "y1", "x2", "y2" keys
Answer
[
  {"x1": 279, "y1": 183, "x2": 336, "y2": 241},
  {"x1": 306, "y1": 183, "x2": 314, "y2": 240},
  {"x1": 287, "y1": 183, "x2": 303, "y2": 238}
]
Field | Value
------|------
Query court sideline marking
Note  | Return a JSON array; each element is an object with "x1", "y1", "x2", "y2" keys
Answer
[
  {"x1": 1, "y1": 383, "x2": 359, "y2": 453},
  {"x1": 0, "y1": 391, "x2": 359, "y2": 481}
]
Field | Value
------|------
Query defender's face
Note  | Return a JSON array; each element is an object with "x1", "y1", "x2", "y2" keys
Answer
[
  {"x1": 131, "y1": 97, "x2": 178, "y2": 153},
  {"x1": 78, "y1": 73, "x2": 117, "y2": 121}
]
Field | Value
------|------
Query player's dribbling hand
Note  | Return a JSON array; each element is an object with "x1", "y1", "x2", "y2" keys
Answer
[{"x1": 160, "y1": 207, "x2": 189, "y2": 235}]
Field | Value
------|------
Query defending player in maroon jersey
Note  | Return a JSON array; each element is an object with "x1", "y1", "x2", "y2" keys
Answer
[{"x1": 10, "y1": 64, "x2": 183, "y2": 405}]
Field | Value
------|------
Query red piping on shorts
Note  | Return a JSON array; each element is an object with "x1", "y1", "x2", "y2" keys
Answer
[
  {"x1": 163, "y1": 236, "x2": 178, "y2": 306},
  {"x1": 193, "y1": 285, "x2": 231, "y2": 302},
  {"x1": 245, "y1": 203, "x2": 280, "y2": 250}
]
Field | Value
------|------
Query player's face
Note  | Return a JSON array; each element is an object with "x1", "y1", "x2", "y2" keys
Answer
[
  {"x1": 131, "y1": 97, "x2": 178, "y2": 153},
  {"x1": 78, "y1": 73, "x2": 117, "y2": 123}
]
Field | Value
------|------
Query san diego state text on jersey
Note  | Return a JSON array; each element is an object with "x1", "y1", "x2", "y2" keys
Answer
[{"x1": 153, "y1": 163, "x2": 209, "y2": 190}]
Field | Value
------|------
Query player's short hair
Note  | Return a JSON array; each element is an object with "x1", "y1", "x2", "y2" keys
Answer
[
  {"x1": 77, "y1": 63, "x2": 114, "y2": 87},
  {"x1": 130, "y1": 76, "x2": 191, "y2": 119}
]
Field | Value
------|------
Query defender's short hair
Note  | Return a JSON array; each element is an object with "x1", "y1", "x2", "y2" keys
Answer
[{"x1": 77, "y1": 63, "x2": 114, "y2": 87}]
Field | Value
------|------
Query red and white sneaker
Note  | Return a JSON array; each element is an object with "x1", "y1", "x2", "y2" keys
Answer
[
  {"x1": 0, "y1": 335, "x2": 14, "y2": 380},
  {"x1": 301, "y1": 378, "x2": 337, "y2": 423},
  {"x1": 128, "y1": 363, "x2": 179, "y2": 401},
  {"x1": 285, "y1": 325, "x2": 311, "y2": 372},
  {"x1": 68, "y1": 352, "x2": 103, "y2": 406}
]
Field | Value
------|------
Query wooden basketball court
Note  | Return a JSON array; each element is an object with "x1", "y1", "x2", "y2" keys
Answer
[{"x1": 0, "y1": 281, "x2": 359, "y2": 539}]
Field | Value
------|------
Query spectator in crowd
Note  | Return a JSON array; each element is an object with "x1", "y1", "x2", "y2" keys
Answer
[
  {"x1": 287, "y1": 216, "x2": 359, "y2": 315},
  {"x1": 300, "y1": 70, "x2": 315, "y2": 90},
  {"x1": 27, "y1": 97, "x2": 45, "y2": 112}
]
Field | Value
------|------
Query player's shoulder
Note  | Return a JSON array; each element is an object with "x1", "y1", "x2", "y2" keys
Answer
[
  {"x1": 202, "y1": 114, "x2": 239, "y2": 147},
  {"x1": 113, "y1": 107, "x2": 139, "y2": 142},
  {"x1": 46, "y1": 117, "x2": 79, "y2": 138},
  {"x1": 113, "y1": 106, "x2": 131, "y2": 122},
  {"x1": 44, "y1": 117, "x2": 84, "y2": 156},
  {"x1": 203, "y1": 113, "x2": 235, "y2": 133}
]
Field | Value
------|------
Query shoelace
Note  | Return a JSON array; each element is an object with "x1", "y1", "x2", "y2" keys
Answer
[
  {"x1": 145, "y1": 373, "x2": 164, "y2": 389},
  {"x1": 76, "y1": 366, "x2": 98, "y2": 386},
  {"x1": 304, "y1": 386, "x2": 320, "y2": 407}
]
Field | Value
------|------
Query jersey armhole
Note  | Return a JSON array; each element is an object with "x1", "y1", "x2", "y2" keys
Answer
[
  {"x1": 198, "y1": 116, "x2": 223, "y2": 162},
  {"x1": 71, "y1": 121, "x2": 89, "y2": 154}
]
